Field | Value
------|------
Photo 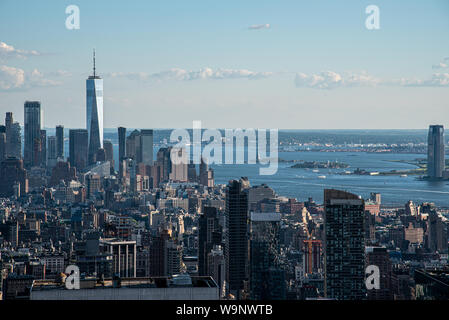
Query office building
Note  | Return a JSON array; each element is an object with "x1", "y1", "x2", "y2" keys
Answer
[
  {"x1": 0, "y1": 158, "x2": 28, "y2": 197},
  {"x1": 198, "y1": 206, "x2": 222, "y2": 276},
  {"x1": 140, "y1": 129, "x2": 154, "y2": 166},
  {"x1": 30, "y1": 275, "x2": 219, "y2": 300},
  {"x1": 69, "y1": 129, "x2": 88, "y2": 172},
  {"x1": 170, "y1": 147, "x2": 188, "y2": 182},
  {"x1": 126, "y1": 129, "x2": 141, "y2": 161},
  {"x1": 103, "y1": 139, "x2": 114, "y2": 170},
  {"x1": 118, "y1": 126, "x2": 126, "y2": 178},
  {"x1": 427, "y1": 211, "x2": 448, "y2": 253},
  {"x1": 0, "y1": 126, "x2": 5, "y2": 162},
  {"x1": 86, "y1": 50, "x2": 103, "y2": 164},
  {"x1": 247, "y1": 184, "x2": 276, "y2": 211},
  {"x1": 47, "y1": 136, "x2": 57, "y2": 168},
  {"x1": 249, "y1": 212, "x2": 285, "y2": 300},
  {"x1": 101, "y1": 238, "x2": 137, "y2": 278},
  {"x1": 39, "y1": 129, "x2": 46, "y2": 167},
  {"x1": 56, "y1": 125, "x2": 64, "y2": 159},
  {"x1": 24, "y1": 101, "x2": 42, "y2": 167},
  {"x1": 157, "y1": 147, "x2": 172, "y2": 182},
  {"x1": 303, "y1": 239, "x2": 322, "y2": 275},
  {"x1": 5, "y1": 112, "x2": 21, "y2": 159},
  {"x1": 324, "y1": 189, "x2": 365, "y2": 300},
  {"x1": 207, "y1": 245, "x2": 225, "y2": 298},
  {"x1": 366, "y1": 247, "x2": 393, "y2": 300},
  {"x1": 427, "y1": 125, "x2": 445, "y2": 179},
  {"x1": 86, "y1": 173, "x2": 101, "y2": 199}
]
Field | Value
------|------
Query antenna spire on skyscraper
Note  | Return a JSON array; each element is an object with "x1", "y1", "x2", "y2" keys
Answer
[{"x1": 93, "y1": 48, "x2": 96, "y2": 77}]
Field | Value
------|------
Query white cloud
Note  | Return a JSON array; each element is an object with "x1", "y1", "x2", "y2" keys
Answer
[
  {"x1": 397, "y1": 73, "x2": 449, "y2": 87},
  {"x1": 295, "y1": 69, "x2": 449, "y2": 89},
  {"x1": 0, "y1": 41, "x2": 41, "y2": 60},
  {"x1": 294, "y1": 71, "x2": 379, "y2": 89},
  {"x1": 248, "y1": 24, "x2": 271, "y2": 30},
  {"x1": 0, "y1": 65, "x2": 25, "y2": 89},
  {"x1": 0, "y1": 65, "x2": 68, "y2": 91},
  {"x1": 106, "y1": 67, "x2": 273, "y2": 82}
]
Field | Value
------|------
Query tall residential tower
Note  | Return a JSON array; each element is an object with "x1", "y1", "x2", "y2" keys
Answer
[{"x1": 324, "y1": 189, "x2": 365, "y2": 300}]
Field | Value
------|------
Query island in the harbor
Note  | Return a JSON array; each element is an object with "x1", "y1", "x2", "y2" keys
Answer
[{"x1": 289, "y1": 160, "x2": 350, "y2": 169}]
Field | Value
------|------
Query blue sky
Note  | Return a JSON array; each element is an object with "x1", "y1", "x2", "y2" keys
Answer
[{"x1": 0, "y1": 0, "x2": 448, "y2": 129}]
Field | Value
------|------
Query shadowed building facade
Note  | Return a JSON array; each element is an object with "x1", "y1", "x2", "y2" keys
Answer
[
  {"x1": 324, "y1": 189, "x2": 366, "y2": 300},
  {"x1": 225, "y1": 178, "x2": 250, "y2": 298}
]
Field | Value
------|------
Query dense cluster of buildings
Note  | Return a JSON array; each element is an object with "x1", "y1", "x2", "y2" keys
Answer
[{"x1": 0, "y1": 57, "x2": 448, "y2": 300}]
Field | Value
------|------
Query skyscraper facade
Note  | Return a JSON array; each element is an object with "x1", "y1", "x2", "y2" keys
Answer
[
  {"x1": 24, "y1": 101, "x2": 42, "y2": 167},
  {"x1": 324, "y1": 189, "x2": 365, "y2": 300},
  {"x1": 303, "y1": 239, "x2": 322, "y2": 275},
  {"x1": 69, "y1": 129, "x2": 88, "y2": 172},
  {"x1": 8, "y1": 122, "x2": 21, "y2": 159},
  {"x1": 5, "y1": 112, "x2": 21, "y2": 160},
  {"x1": 118, "y1": 126, "x2": 126, "y2": 179},
  {"x1": 169, "y1": 147, "x2": 188, "y2": 182},
  {"x1": 56, "y1": 125, "x2": 64, "y2": 159},
  {"x1": 86, "y1": 51, "x2": 103, "y2": 165},
  {"x1": 103, "y1": 140, "x2": 114, "y2": 169},
  {"x1": 140, "y1": 129, "x2": 154, "y2": 166},
  {"x1": 157, "y1": 147, "x2": 172, "y2": 182},
  {"x1": 366, "y1": 247, "x2": 393, "y2": 300},
  {"x1": 0, "y1": 158, "x2": 28, "y2": 198},
  {"x1": 47, "y1": 136, "x2": 57, "y2": 169},
  {"x1": 0, "y1": 126, "x2": 6, "y2": 162},
  {"x1": 40, "y1": 129, "x2": 47, "y2": 167},
  {"x1": 198, "y1": 206, "x2": 222, "y2": 276},
  {"x1": 126, "y1": 129, "x2": 141, "y2": 161},
  {"x1": 225, "y1": 178, "x2": 250, "y2": 298},
  {"x1": 427, "y1": 125, "x2": 445, "y2": 179},
  {"x1": 249, "y1": 212, "x2": 285, "y2": 300}
]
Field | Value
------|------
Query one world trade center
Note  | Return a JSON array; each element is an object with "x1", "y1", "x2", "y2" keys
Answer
[{"x1": 86, "y1": 50, "x2": 103, "y2": 164}]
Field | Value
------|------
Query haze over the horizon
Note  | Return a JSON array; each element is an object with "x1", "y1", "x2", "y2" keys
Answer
[{"x1": 1, "y1": 0, "x2": 448, "y2": 129}]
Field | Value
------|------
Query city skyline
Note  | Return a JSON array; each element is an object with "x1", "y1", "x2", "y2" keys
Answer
[{"x1": 1, "y1": 0, "x2": 449, "y2": 129}]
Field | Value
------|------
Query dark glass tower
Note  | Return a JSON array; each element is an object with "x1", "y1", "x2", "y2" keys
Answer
[
  {"x1": 427, "y1": 125, "x2": 445, "y2": 179},
  {"x1": 56, "y1": 125, "x2": 64, "y2": 159},
  {"x1": 24, "y1": 101, "x2": 42, "y2": 167},
  {"x1": 69, "y1": 129, "x2": 88, "y2": 171},
  {"x1": 249, "y1": 212, "x2": 285, "y2": 300},
  {"x1": 225, "y1": 178, "x2": 250, "y2": 298},
  {"x1": 140, "y1": 129, "x2": 154, "y2": 166},
  {"x1": 324, "y1": 189, "x2": 366, "y2": 300},
  {"x1": 118, "y1": 126, "x2": 126, "y2": 179}
]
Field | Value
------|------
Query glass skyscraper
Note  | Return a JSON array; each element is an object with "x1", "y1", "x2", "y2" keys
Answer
[
  {"x1": 140, "y1": 129, "x2": 154, "y2": 166},
  {"x1": 56, "y1": 125, "x2": 64, "y2": 159},
  {"x1": 24, "y1": 101, "x2": 42, "y2": 168},
  {"x1": 427, "y1": 125, "x2": 445, "y2": 179},
  {"x1": 86, "y1": 51, "x2": 103, "y2": 165},
  {"x1": 69, "y1": 129, "x2": 88, "y2": 171},
  {"x1": 249, "y1": 212, "x2": 285, "y2": 300}
]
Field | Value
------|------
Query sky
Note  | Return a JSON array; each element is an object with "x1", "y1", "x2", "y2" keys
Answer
[{"x1": 0, "y1": 0, "x2": 448, "y2": 129}]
